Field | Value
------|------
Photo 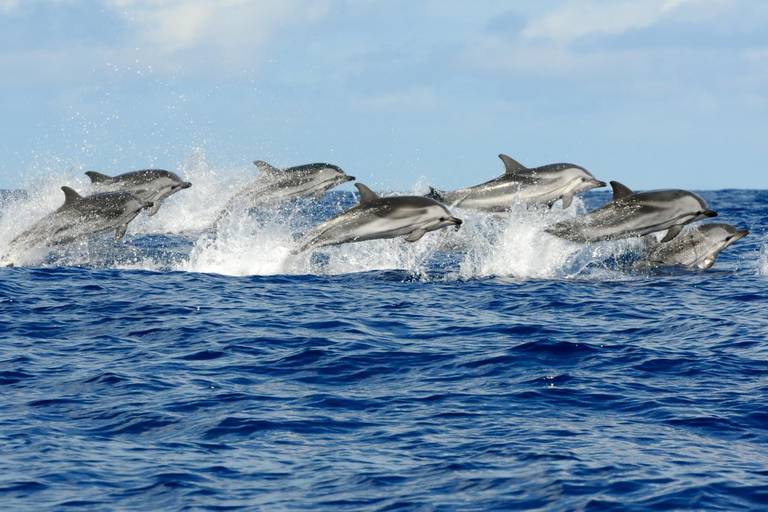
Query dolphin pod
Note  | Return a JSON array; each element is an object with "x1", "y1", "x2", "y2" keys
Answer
[{"x1": 0, "y1": 154, "x2": 750, "y2": 270}]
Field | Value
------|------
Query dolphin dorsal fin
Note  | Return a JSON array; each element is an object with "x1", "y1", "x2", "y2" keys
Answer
[
  {"x1": 61, "y1": 186, "x2": 83, "y2": 205},
  {"x1": 610, "y1": 181, "x2": 634, "y2": 201},
  {"x1": 498, "y1": 154, "x2": 528, "y2": 175},
  {"x1": 253, "y1": 160, "x2": 281, "y2": 176},
  {"x1": 355, "y1": 183, "x2": 379, "y2": 204},
  {"x1": 85, "y1": 171, "x2": 111, "y2": 183}
]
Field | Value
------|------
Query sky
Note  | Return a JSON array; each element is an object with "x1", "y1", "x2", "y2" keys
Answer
[{"x1": 1, "y1": 0, "x2": 767, "y2": 191}]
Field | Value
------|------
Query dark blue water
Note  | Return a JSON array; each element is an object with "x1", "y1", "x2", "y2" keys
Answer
[{"x1": 2, "y1": 186, "x2": 768, "y2": 510}]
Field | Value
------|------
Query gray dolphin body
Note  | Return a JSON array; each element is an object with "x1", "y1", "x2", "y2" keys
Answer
[
  {"x1": 428, "y1": 154, "x2": 605, "y2": 212},
  {"x1": 86, "y1": 169, "x2": 192, "y2": 216},
  {"x1": 546, "y1": 181, "x2": 718, "y2": 243},
  {"x1": 223, "y1": 161, "x2": 355, "y2": 213},
  {"x1": 293, "y1": 183, "x2": 462, "y2": 253},
  {"x1": 2, "y1": 187, "x2": 152, "y2": 265},
  {"x1": 639, "y1": 223, "x2": 749, "y2": 270}
]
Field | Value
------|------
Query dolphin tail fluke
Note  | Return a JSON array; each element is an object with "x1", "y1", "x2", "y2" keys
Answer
[
  {"x1": 85, "y1": 171, "x2": 111, "y2": 184},
  {"x1": 660, "y1": 224, "x2": 684, "y2": 243}
]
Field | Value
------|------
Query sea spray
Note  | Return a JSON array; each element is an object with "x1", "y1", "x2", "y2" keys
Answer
[{"x1": 0, "y1": 151, "x2": 708, "y2": 278}]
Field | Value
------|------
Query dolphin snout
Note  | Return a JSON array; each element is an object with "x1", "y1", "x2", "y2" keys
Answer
[
  {"x1": 594, "y1": 180, "x2": 607, "y2": 188},
  {"x1": 180, "y1": 181, "x2": 192, "y2": 189},
  {"x1": 345, "y1": 175, "x2": 356, "y2": 182},
  {"x1": 733, "y1": 229, "x2": 750, "y2": 241},
  {"x1": 704, "y1": 209, "x2": 718, "y2": 218},
  {"x1": 448, "y1": 217, "x2": 462, "y2": 230},
  {"x1": 143, "y1": 201, "x2": 155, "y2": 210}
]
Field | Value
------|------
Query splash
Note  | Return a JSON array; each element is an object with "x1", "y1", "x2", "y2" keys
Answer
[
  {"x1": 1, "y1": 151, "x2": 646, "y2": 279},
  {"x1": 759, "y1": 244, "x2": 768, "y2": 276}
]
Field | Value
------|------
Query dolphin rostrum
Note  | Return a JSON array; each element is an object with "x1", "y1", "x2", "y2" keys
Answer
[
  {"x1": 427, "y1": 154, "x2": 606, "y2": 212},
  {"x1": 293, "y1": 183, "x2": 462, "y2": 253},
  {"x1": 86, "y1": 169, "x2": 192, "y2": 216},
  {"x1": 546, "y1": 181, "x2": 718, "y2": 244},
  {"x1": 2, "y1": 187, "x2": 153, "y2": 265},
  {"x1": 223, "y1": 160, "x2": 355, "y2": 213},
  {"x1": 639, "y1": 223, "x2": 749, "y2": 270}
]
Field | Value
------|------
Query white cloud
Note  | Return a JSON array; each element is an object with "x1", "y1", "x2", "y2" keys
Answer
[
  {"x1": 521, "y1": 0, "x2": 704, "y2": 43},
  {"x1": 105, "y1": 0, "x2": 332, "y2": 55}
]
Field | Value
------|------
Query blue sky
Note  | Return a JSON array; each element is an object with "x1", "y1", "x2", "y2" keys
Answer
[{"x1": 1, "y1": 0, "x2": 767, "y2": 191}]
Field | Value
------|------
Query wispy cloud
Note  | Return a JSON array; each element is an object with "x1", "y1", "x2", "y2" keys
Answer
[
  {"x1": 106, "y1": 0, "x2": 332, "y2": 55},
  {"x1": 521, "y1": 0, "x2": 709, "y2": 43}
]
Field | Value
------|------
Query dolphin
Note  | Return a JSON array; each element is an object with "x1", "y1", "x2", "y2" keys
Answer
[
  {"x1": 2, "y1": 187, "x2": 152, "y2": 265},
  {"x1": 293, "y1": 183, "x2": 462, "y2": 253},
  {"x1": 85, "y1": 169, "x2": 192, "y2": 216},
  {"x1": 427, "y1": 154, "x2": 606, "y2": 212},
  {"x1": 545, "y1": 181, "x2": 718, "y2": 243},
  {"x1": 639, "y1": 223, "x2": 749, "y2": 270},
  {"x1": 223, "y1": 160, "x2": 355, "y2": 213}
]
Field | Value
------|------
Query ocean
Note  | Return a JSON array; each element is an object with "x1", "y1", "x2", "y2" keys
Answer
[{"x1": 1, "y1": 160, "x2": 767, "y2": 511}]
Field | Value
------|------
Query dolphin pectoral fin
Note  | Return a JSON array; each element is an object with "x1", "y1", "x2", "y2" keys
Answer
[
  {"x1": 660, "y1": 225, "x2": 684, "y2": 243},
  {"x1": 148, "y1": 202, "x2": 162, "y2": 216},
  {"x1": 115, "y1": 223, "x2": 129, "y2": 240},
  {"x1": 404, "y1": 229, "x2": 427, "y2": 242},
  {"x1": 561, "y1": 194, "x2": 573, "y2": 209}
]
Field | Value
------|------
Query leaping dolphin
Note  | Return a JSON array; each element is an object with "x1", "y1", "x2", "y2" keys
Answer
[
  {"x1": 222, "y1": 160, "x2": 355, "y2": 213},
  {"x1": 2, "y1": 187, "x2": 153, "y2": 265},
  {"x1": 293, "y1": 183, "x2": 462, "y2": 253},
  {"x1": 427, "y1": 154, "x2": 606, "y2": 212},
  {"x1": 546, "y1": 181, "x2": 718, "y2": 243},
  {"x1": 85, "y1": 169, "x2": 191, "y2": 216},
  {"x1": 639, "y1": 223, "x2": 749, "y2": 270}
]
